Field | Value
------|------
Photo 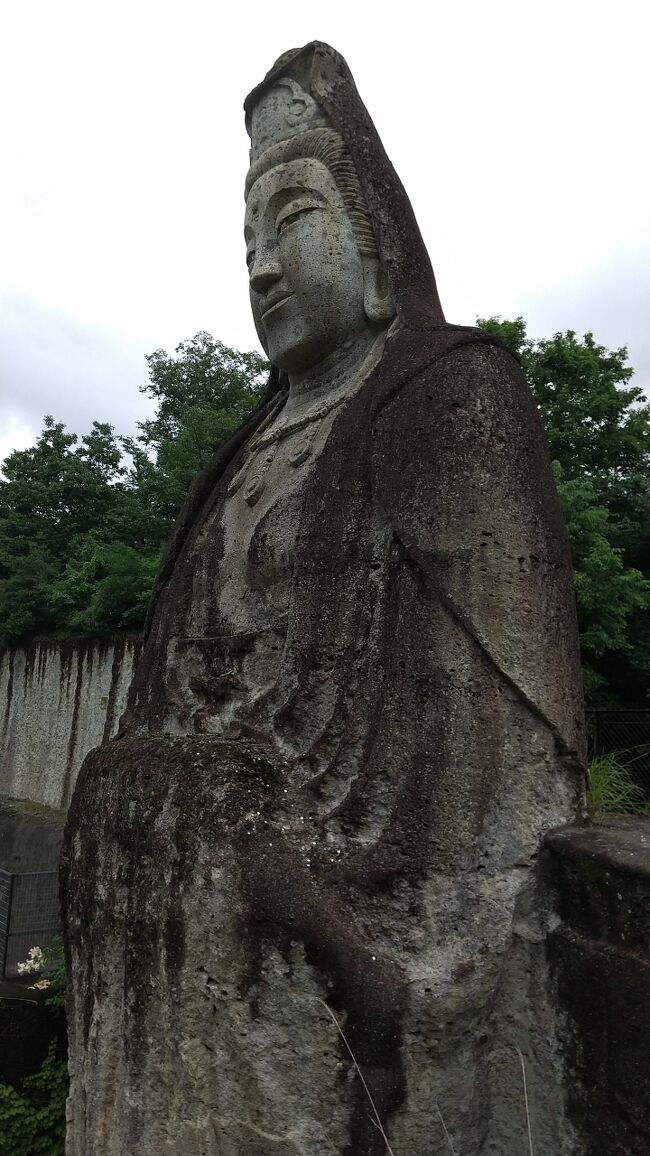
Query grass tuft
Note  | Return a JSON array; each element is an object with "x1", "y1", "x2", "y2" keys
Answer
[
  {"x1": 515, "y1": 1046, "x2": 534, "y2": 1156},
  {"x1": 586, "y1": 752, "x2": 649, "y2": 818}
]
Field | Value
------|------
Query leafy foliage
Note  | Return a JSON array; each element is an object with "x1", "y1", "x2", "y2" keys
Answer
[
  {"x1": 0, "y1": 1043, "x2": 67, "y2": 1156},
  {"x1": 40, "y1": 938, "x2": 67, "y2": 1013},
  {"x1": 0, "y1": 415, "x2": 160, "y2": 639},
  {"x1": 0, "y1": 335, "x2": 267, "y2": 641},
  {"x1": 552, "y1": 465, "x2": 648, "y2": 703},
  {"x1": 140, "y1": 333, "x2": 267, "y2": 450},
  {"x1": 478, "y1": 317, "x2": 650, "y2": 706}
]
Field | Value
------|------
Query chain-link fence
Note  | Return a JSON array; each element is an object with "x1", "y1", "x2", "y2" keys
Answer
[
  {"x1": 0, "y1": 869, "x2": 61, "y2": 980},
  {"x1": 586, "y1": 710, "x2": 650, "y2": 801}
]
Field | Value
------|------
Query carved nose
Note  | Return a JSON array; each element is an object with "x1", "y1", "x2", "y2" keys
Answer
[{"x1": 249, "y1": 251, "x2": 282, "y2": 292}]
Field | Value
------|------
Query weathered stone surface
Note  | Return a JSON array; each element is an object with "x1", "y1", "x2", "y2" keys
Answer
[
  {"x1": 64, "y1": 733, "x2": 581, "y2": 1154},
  {"x1": 544, "y1": 820, "x2": 650, "y2": 1156},
  {"x1": 63, "y1": 42, "x2": 586, "y2": 1154}
]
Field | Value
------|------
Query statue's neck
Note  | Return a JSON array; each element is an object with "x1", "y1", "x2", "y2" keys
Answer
[{"x1": 284, "y1": 329, "x2": 382, "y2": 417}]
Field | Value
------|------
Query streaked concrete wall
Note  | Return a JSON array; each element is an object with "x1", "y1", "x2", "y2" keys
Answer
[{"x1": 0, "y1": 638, "x2": 139, "y2": 810}]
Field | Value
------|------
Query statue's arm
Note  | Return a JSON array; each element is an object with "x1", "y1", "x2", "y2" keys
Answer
[{"x1": 370, "y1": 338, "x2": 584, "y2": 760}]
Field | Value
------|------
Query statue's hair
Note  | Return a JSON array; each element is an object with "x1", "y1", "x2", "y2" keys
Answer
[{"x1": 245, "y1": 127, "x2": 378, "y2": 258}]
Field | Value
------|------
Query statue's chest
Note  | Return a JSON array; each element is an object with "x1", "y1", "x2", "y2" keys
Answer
[
  {"x1": 217, "y1": 424, "x2": 321, "y2": 630},
  {"x1": 186, "y1": 406, "x2": 341, "y2": 637},
  {"x1": 167, "y1": 411, "x2": 342, "y2": 736}
]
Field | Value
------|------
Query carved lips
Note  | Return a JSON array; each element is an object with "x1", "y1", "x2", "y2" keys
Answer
[{"x1": 261, "y1": 290, "x2": 294, "y2": 319}]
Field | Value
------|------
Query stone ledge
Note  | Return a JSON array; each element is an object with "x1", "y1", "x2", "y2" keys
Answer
[
  {"x1": 545, "y1": 818, "x2": 650, "y2": 878},
  {"x1": 542, "y1": 818, "x2": 650, "y2": 1155}
]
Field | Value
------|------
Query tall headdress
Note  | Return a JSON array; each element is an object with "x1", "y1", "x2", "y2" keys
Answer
[
  {"x1": 244, "y1": 42, "x2": 445, "y2": 325},
  {"x1": 245, "y1": 75, "x2": 379, "y2": 260}
]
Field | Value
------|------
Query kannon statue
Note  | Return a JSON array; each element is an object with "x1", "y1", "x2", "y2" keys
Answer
[{"x1": 63, "y1": 43, "x2": 585, "y2": 1155}]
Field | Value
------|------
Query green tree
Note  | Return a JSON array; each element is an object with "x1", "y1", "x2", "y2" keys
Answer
[
  {"x1": 51, "y1": 538, "x2": 161, "y2": 633},
  {"x1": 478, "y1": 317, "x2": 650, "y2": 706},
  {"x1": 553, "y1": 465, "x2": 648, "y2": 703},
  {"x1": 0, "y1": 417, "x2": 138, "y2": 638},
  {"x1": 0, "y1": 418, "x2": 125, "y2": 557},
  {"x1": 138, "y1": 332, "x2": 267, "y2": 450},
  {"x1": 0, "y1": 336, "x2": 268, "y2": 642},
  {"x1": 123, "y1": 332, "x2": 267, "y2": 522},
  {"x1": 0, "y1": 549, "x2": 59, "y2": 640}
]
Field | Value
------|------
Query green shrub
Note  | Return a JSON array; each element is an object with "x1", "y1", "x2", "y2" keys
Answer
[
  {"x1": 0, "y1": 1042, "x2": 67, "y2": 1156},
  {"x1": 0, "y1": 939, "x2": 67, "y2": 1155}
]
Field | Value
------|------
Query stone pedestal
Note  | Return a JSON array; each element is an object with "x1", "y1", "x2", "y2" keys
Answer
[{"x1": 544, "y1": 820, "x2": 650, "y2": 1156}]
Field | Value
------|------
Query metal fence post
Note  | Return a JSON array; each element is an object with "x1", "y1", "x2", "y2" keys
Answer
[
  {"x1": 592, "y1": 712, "x2": 601, "y2": 759},
  {"x1": 1, "y1": 873, "x2": 15, "y2": 982}
]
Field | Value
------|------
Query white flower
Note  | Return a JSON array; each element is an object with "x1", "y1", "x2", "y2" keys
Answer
[{"x1": 16, "y1": 945, "x2": 47, "y2": 975}]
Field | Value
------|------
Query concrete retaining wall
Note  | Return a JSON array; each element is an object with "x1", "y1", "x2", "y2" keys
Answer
[{"x1": 0, "y1": 638, "x2": 139, "y2": 811}]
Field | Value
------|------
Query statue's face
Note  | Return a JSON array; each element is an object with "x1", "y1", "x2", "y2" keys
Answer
[{"x1": 244, "y1": 158, "x2": 368, "y2": 373}]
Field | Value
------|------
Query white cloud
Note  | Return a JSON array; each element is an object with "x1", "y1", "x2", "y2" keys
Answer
[
  {"x1": 1, "y1": 0, "x2": 648, "y2": 452},
  {"x1": 0, "y1": 414, "x2": 36, "y2": 472}
]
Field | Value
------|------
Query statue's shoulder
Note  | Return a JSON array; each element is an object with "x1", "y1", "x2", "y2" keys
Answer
[
  {"x1": 373, "y1": 322, "x2": 528, "y2": 421},
  {"x1": 369, "y1": 323, "x2": 544, "y2": 493}
]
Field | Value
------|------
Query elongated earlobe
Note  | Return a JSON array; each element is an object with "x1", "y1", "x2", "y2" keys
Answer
[{"x1": 362, "y1": 256, "x2": 396, "y2": 324}]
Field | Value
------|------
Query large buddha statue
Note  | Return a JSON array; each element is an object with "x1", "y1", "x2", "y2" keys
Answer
[{"x1": 62, "y1": 43, "x2": 585, "y2": 1155}]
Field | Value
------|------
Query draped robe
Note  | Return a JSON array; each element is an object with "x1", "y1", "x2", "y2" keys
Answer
[{"x1": 62, "y1": 41, "x2": 585, "y2": 1156}]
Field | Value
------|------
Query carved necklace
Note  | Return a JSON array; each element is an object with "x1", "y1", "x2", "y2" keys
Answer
[
  {"x1": 228, "y1": 329, "x2": 391, "y2": 507},
  {"x1": 229, "y1": 423, "x2": 321, "y2": 507},
  {"x1": 249, "y1": 392, "x2": 347, "y2": 452}
]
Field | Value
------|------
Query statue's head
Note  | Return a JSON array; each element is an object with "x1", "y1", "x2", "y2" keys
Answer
[{"x1": 244, "y1": 76, "x2": 395, "y2": 374}]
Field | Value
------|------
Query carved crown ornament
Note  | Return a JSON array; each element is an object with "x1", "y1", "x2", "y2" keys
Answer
[{"x1": 247, "y1": 76, "x2": 330, "y2": 166}]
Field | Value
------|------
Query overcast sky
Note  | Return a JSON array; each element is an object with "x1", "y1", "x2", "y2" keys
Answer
[{"x1": 1, "y1": 0, "x2": 648, "y2": 465}]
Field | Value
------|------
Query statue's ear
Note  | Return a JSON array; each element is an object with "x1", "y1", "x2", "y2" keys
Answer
[{"x1": 362, "y1": 256, "x2": 396, "y2": 324}]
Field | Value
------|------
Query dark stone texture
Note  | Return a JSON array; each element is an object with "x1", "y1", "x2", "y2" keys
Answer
[{"x1": 544, "y1": 820, "x2": 650, "y2": 1156}]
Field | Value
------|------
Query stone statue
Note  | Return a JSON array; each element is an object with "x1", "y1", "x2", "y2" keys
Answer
[{"x1": 62, "y1": 43, "x2": 586, "y2": 1155}]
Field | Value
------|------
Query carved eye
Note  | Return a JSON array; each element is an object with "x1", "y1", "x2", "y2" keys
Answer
[
  {"x1": 277, "y1": 207, "x2": 318, "y2": 234},
  {"x1": 246, "y1": 247, "x2": 256, "y2": 270},
  {"x1": 276, "y1": 197, "x2": 322, "y2": 235}
]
